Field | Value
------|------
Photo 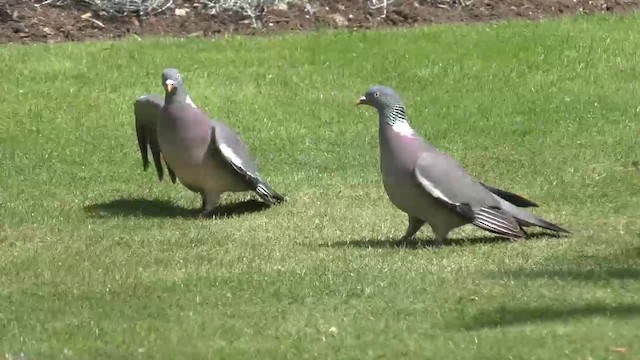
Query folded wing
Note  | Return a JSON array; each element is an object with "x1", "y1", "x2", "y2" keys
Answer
[
  {"x1": 210, "y1": 120, "x2": 285, "y2": 204},
  {"x1": 480, "y1": 182, "x2": 539, "y2": 208},
  {"x1": 134, "y1": 94, "x2": 176, "y2": 183},
  {"x1": 413, "y1": 152, "x2": 525, "y2": 239}
]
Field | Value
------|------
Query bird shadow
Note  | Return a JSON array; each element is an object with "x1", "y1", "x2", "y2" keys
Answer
[
  {"x1": 499, "y1": 266, "x2": 640, "y2": 281},
  {"x1": 213, "y1": 199, "x2": 271, "y2": 218},
  {"x1": 463, "y1": 303, "x2": 640, "y2": 330},
  {"x1": 491, "y1": 247, "x2": 640, "y2": 281},
  {"x1": 320, "y1": 232, "x2": 563, "y2": 250},
  {"x1": 83, "y1": 197, "x2": 270, "y2": 219}
]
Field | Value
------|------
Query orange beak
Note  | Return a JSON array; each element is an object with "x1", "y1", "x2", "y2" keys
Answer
[{"x1": 165, "y1": 79, "x2": 175, "y2": 93}]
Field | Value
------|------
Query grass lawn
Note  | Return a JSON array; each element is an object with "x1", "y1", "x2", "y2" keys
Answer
[{"x1": 2, "y1": 13, "x2": 640, "y2": 359}]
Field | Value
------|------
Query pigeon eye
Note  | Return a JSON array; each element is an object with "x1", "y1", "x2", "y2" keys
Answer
[{"x1": 374, "y1": 92, "x2": 380, "y2": 98}]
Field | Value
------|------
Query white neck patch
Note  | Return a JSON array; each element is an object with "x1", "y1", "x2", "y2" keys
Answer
[
  {"x1": 391, "y1": 121, "x2": 415, "y2": 137},
  {"x1": 185, "y1": 95, "x2": 198, "y2": 109}
]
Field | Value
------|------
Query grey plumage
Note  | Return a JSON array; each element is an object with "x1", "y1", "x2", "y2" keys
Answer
[
  {"x1": 356, "y1": 85, "x2": 569, "y2": 245},
  {"x1": 133, "y1": 68, "x2": 285, "y2": 217}
]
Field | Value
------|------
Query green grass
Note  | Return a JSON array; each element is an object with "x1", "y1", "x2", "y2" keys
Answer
[{"x1": 2, "y1": 13, "x2": 640, "y2": 359}]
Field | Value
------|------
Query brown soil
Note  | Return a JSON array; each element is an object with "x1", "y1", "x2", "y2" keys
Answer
[{"x1": 1, "y1": 0, "x2": 639, "y2": 44}]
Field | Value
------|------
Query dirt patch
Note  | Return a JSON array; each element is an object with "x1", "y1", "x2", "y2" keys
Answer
[{"x1": 1, "y1": 0, "x2": 639, "y2": 44}]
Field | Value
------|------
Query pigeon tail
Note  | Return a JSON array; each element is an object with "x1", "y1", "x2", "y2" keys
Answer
[
  {"x1": 520, "y1": 215, "x2": 571, "y2": 234},
  {"x1": 249, "y1": 175, "x2": 285, "y2": 205},
  {"x1": 494, "y1": 196, "x2": 570, "y2": 235}
]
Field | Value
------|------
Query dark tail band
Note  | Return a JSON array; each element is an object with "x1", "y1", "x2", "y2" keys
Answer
[{"x1": 251, "y1": 177, "x2": 285, "y2": 205}]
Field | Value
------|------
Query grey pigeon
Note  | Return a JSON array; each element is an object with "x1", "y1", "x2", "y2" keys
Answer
[
  {"x1": 134, "y1": 68, "x2": 285, "y2": 217},
  {"x1": 356, "y1": 85, "x2": 569, "y2": 245}
]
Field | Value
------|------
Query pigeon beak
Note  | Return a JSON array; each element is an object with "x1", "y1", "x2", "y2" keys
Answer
[
  {"x1": 165, "y1": 79, "x2": 175, "y2": 92},
  {"x1": 356, "y1": 96, "x2": 367, "y2": 106}
]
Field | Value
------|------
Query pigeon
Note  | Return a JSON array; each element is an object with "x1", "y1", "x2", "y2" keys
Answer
[
  {"x1": 356, "y1": 85, "x2": 569, "y2": 245},
  {"x1": 133, "y1": 68, "x2": 285, "y2": 217}
]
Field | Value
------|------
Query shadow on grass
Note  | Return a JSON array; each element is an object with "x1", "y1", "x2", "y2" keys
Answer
[
  {"x1": 502, "y1": 266, "x2": 640, "y2": 281},
  {"x1": 492, "y1": 246, "x2": 640, "y2": 280},
  {"x1": 321, "y1": 232, "x2": 562, "y2": 249},
  {"x1": 464, "y1": 303, "x2": 640, "y2": 329},
  {"x1": 83, "y1": 197, "x2": 270, "y2": 219}
]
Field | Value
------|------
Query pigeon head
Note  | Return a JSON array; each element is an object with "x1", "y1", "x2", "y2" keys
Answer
[
  {"x1": 161, "y1": 68, "x2": 185, "y2": 95},
  {"x1": 356, "y1": 85, "x2": 404, "y2": 111}
]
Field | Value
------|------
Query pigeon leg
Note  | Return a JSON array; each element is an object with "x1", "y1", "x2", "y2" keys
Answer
[
  {"x1": 182, "y1": 185, "x2": 205, "y2": 213},
  {"x1": 400, "y1": 216, "x2": 426, "y2": 241},
  {"x1": 199, "y1": 191, "x2": 221, "y2": 219},
  {"x1": 431, "y1": 228, "x2": 451, "y2": 248},
  {"x1": 199, "y1": 193, "x2": 205, "y2": 212}
]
